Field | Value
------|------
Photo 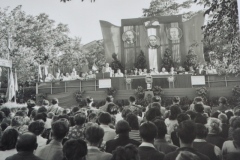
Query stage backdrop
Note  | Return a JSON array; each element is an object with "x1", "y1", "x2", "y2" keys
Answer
[{"x1": 100, "y1": 13, "x2": 205, "y2": 70}]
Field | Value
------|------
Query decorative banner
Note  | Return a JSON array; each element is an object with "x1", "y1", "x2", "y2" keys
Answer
[
  {"x1": 147, "y1": 28, "x2": 158, "y2": 71},
  {"x1": 122, "y1": 30, "x2": 136, "y2": 44},
  {"x1": 147, "y1": 35, "x2": 160, "y2": 49},
  {"x1": 99, "y1": 79, "x2": 112, "y2": 88},
  {"x1": 191, "y1": 76, "x2": 206, "y2": 85},
  {"x1": 167, "y1": 27, "x2": 183, "y2": 41},
  {"x1": 0, "y1": 59, "x2": 12, "y2": 68}
]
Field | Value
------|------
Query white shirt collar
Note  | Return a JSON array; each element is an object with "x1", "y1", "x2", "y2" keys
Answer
[
  {"x1": 194, "y1": 138, "x2": 206, "y2": 142},
  {"x1": 139, "y1": 142, "x2": 155, "y2": 149},
  {"x1": 87, "y1": 146, "x2": 99, "y2": 150}
]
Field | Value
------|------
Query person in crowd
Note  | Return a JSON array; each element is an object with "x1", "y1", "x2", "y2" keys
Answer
[
  {"x1": 37, "y1": 107, "x2": 52, "y2": 129},
  {"x1": 0, "y1": 129, "x2": 18, "y2": 159},
  {"x1": 165, "y1": 105, "x2": 181, "y2": 135},
  {"x1": 133, "y1": 68, "x2": 138, "y2": 75},
  {"x1": 106, "y1": 103, "x2": 119, "y2": 116},
  {"x1": 138, "y1": 69, "x2": 143, "y2": 75},
  {"x1": 87, "y1": 70, "x2": 96, "y2": 79},
  {"x1": 106, "y1": 120, "x2": 140, "y2": 153},
  {"x1": 222, "y1": 128, "x2": 240, "y2": 156},
  {"x1": 85, "y1": 125, "x2": 112, "y2": 160},
  {"x1": 193, "y1": 123, "x2": 222, "y2": 160},
  {"x1": 142, "y1": 68, "x2": 148, "y2": 75},
  {"x1": 147, "y1": 96, "x2": 166, "y2": 116},
  {"x1": 159, "y1": 67, "x2": 169, "y2": 75},
  {"x1": 206, "y1": 117, "x2": 225, "y2": 149},
  {"x1": 6, "y1": 132, "x2": 42, "y2": 160},
  {"x1": 26, "y1": 99, "x2": 37, "y2": 117},
  {"x1": 41, "y1": 99, "x2": 50, "y2": 110},
  {"x1": 125, "y1": 113, "x2": 141, "y2": 142},
  {"x1": 115, "y1": 69, "x2": 124, "y2": 77},
  {"x1": 212, "y1": 97, "x2": 229, "y2": 113},
  {"x1": 59, "y1": 73, "x2": 66, "y2": 81},
  {"x1": 218, "y1": 113, "x2": 229, "y2": 140},
  {"x1": 63, "y1": 73, "x2": 71, "y2": 81},
  {"x1": 188, "y1": 66, "x2": 195, "y2": 75},
  {"x1": 228, "y1": 116, "x2": 240, "y2": 140},
  {"x1": 127, "y1": 96, "x2": 142, "y2": 116},
  {"x1": 98, "y1": 112, "x2": 116, "y2": 143},
  {"x1": 63, "y1": 139, "x2": 88, "y2": 160},
  {"x1": 177, "y1": 66, "x2": 185, "y2": 74},
  {"x1": 164, "y1": 120, "x2": 210, "y2": 160},
  {"x1": 86, "y1": 97, "x2": 96, "y2": 110},
  {"x1": 35, "y1": 120, "x2": 69, "y2": 160},
  {"x1": 153, "y1": 119, "x2": 178, "y2": 154},
  {"x1": 5, "y1": 116, "x2": 28, "y2": 134},
  {"x1": 169, "y1": 67, "x2": 177, "y2": 75},
  {"x1": 111, "y1": 144, "x2": 139, "y2": 160},
  {"x1": 1, "y1": 107, "x2": 11, "y2": 125},
  {"x1": 195, "y1": 64, "x2": 205, "y2": 75},
  {"x1": 193, "y1": 103, "x2": 208, "y2": 124},
  {"x1": 172, "y1": 96, "x2": 181, "y2": 105},
  {"x1": 67, "y1": 112, "x2": 86, "y2": 140},
  {"x1": 99, "y1": 95, "x2": 115, "y2": 112},
  {"x1": 28, "y1": 120, "x2": 47, "y2": 149},
  {"x1": 189, "y1": 97, "x2": 211, "y2": 116},
  {"x1": 48, "y1": 98, "x2": 63, "y2": 115},
  {"x1": 171, "y1": 113, "x2": 191, "y2": 147},
  {"x1": 138, "y1": 121, "x2": 165, "y2": 160},
  {"x1": 175, "y1": 151, "x2": 201, "y2": 160},
  {"x1": 145, "y1": 107, "x2": 162, "y2": 122},
  {"x1": 206, "y1": 65, "x2": 217, "y2": 75},
  {"x1": 151, "y1": 68, "x2": 159, "y2": 75},
  {"x1": 45, "y1": 73, "x2": 53, "y2": 82}
]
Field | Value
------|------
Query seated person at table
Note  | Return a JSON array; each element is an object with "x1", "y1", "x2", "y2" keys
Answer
[
  {"x1": 115, "y1": 69, "x2": 124, "y2": 77},
  {"x1": 206, "y1": 65, "x2": 217, "y2": 75},
  {"x1": 188, "y1": 66, "x2": 195, "y2": 75},
  {"x1": 134, "y1": 68, "x2": 138, "y2": 75},
  {"x1": 138, "y1": 69, "x2": 143, "y2": 75},
  {"x1": 87, "y1": 70, "x2": 96, "y2": 79},
  {"x1": 142, "y1": 69, "x2": 148, "y2": 75},
  {"x1": 103, "y1": 63, "x2": 113, "y2": 77},
  {"x1": 59, "y1": 73, "x2": 65, "y2": 80},
  {"x1": 151, "y1": 68, "x2": 159, "y2": 75},
  {"x1": 55, "y1": 71, "x2": 60, "y2": 80},
  {"x1": 159, "y1": 67, "x2": 169, "y2": 75},
  {"x1": 177, "y1": 66, "x2": 185, "y2": 74},
  {"x1": 169, "y1": 67, "x2": 177, "y2": 75},
  {"x1": 196, "y1": 64, "x2": 205, "y2": 75},
  {"x1": 71, "y1": 68, "x2": 80, "y2": 79},
  {"x1": 45, "y1": 74, "x2": 53, "y2": 82},
  {"x1": 63, "y1": 73, "x2": 71, "y2": 81}
]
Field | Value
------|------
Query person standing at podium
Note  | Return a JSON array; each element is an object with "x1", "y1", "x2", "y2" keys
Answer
[{"x1": 103, "y1": 63, "x2": 113, "y2": 77}]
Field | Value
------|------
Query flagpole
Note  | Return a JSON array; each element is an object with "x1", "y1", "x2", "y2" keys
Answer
[{"x1": 14, "y1": 68, "x2": 16, "y2": 103}]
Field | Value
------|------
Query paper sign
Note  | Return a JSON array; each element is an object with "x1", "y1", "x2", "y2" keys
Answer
[
  {"x1": 0, "y1": 59, "x2": 12, "y2": 68},
  {"x1": 99, "y1": 79, "x2": 111, "y2": 88},
  {"x1": 191, "y1": 76, "x2": 205, "y2": 85}
]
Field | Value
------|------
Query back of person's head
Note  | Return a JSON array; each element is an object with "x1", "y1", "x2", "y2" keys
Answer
[
  {"x1": 233, "y1": 128, "x2": 240, "y2": 148},
  {"x1": 1, "y1": 128, "x2": 18, "y2": 151},
  {"x1": 74, "y1": 112, "x2": 86, "y2": 126},
  {"x1": 176, "y1": 151, "x2": 201, "y2": 160},
  {"x1": 139, "y1": 121, "x2": 157, "y2": 142},
  {"x1": 218, "y1": 113, "x2": 228, "y2": 124},
  {"x1": 27, "y1": 99, "x2": 36, "y2": 108},
  {"x1": 126, "y1": 113, "x2": 139, "y2": 130},
  {"x1": 0, "y1": 107, "x2": 10, "y2": 117},
  {"x1": 28, "y1": 120, "x2": 45, "y2": 136},
  {"x1": 181, "y1": 105, "x2": 189, "y2": 112},
  {"x1": 47, "y1": 112, "x2": 55, "y2": 119},
  {"x1": 173, "y1": 96, "x2": 180, "y2": 104},
  {"x1": 194, "y1": 104, "x2": 204, "y2": 114},
  {"x1": 111, "y1": 144, "x2": 139, "y2": 160},
  {"x1": 51, "y1": 120, "x2": 69, "y2": 141},
  {"x1": 42, "y1": 99, "x2": 49, "y2": 106},
  {"x1": 231, "y1": 116, "x2": 240, "y2": 130},
  {"x1": 177, "y1": 120, "x2": 196, "y2": 144},
  {"x1": 85, "y1": 125, "x2": 104, "y2": 145},
  {"x1": 88, "y1": 112, "x2": 97, "y2": 123},
  {"x1": 37, "y1": 106, "x2": 48, "y2": 114},
  {"x1": 72, "y1": 106, "x2": 80, "y2": 114},
  {"x1": 194, "y1": 97, "x2": 203, "y2": 103},
  {"x1": 107, "y1": 103, "x2": 118, "y2": 115},
  {"x1": 20, "y1": 107, "x2": 28, "y2": 116},
  {"x1": 116, "y1": 120, "x2": 131, "y2": 134},
  {"x1": 98, "y1": 112, "x2": 111, "y2": 125},
  {"x1": 0, "y1": 111, "x2": 5, "y2": 123},
  {"x1": 206, "y1": 117, "x2": 222, "y2": 134},
  {"x1": 16, "y1": 132, "x2": 37, "y2": 152},
  {"x1": 169, "y1": 105, "x2": 181, "y2": 120},
  {"x1": 30, "y1": 109, "x2": 37, "y2": 119},
  {"x1": 219, "y1": 97, "x2": 227, "y2": 105},
  {"x1": 129, "y1": 96, "x2": 136, "y2": 103},
  {"x1": 149, "y1": 102, "x2": 161, "y2": 110},
  {"x1": 152, "y1": 96, "x2": 161, "y2": 103},
  {"x1": 121, "y1": 108, "x2": 132, "y2": 119},
  {"x1": 194, "y1": 114, "x2": 207, "y2": 125},
  {"x1": 106, "y1": 96, "x2": 113, "y2": 102},
  {"x1": 63, "y1": 139, "x2": 87, "y2": 160},
  {"x1": 34, "y1": 113, "x2": 47, "y2": 122},
  {"x1": 185, "y1": 110, "x2": 197, "y2": 121},
  {"x1": 145, "y1": 107, "x2": 161, "y2": 121},
  {"x1": 153, "y1": 119, "x2": 167, "y2": 139},
  {"x1": 86, "y1": 96, "x2": 93, "y2": 104},
  {"x1": 12, "y1": 116, "x2": 25, "y2": 127},
  {"x1": 195, "y1": 123, "x2": 208, "y2": 139},
  {"x1": 51, "y1": 98, "x2": 58, "y2": 105},
  {"x1": 15, "y1": 110, "x2": 25, "y2": 117},
  {"x1": 211, "y1": 111, "x2": 221, "y2": 118},
  {"x1": 177, "y1": 113, "x2": 191, "y2": 124}
]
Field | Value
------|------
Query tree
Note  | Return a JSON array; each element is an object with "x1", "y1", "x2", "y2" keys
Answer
[
  {"x1": 184, "y1": 47, "x2": 198, "y2": 71},
  {"x1": 161, "y1": 48, "x2": 174, "y2": 71},
  {"x1": 134, "y1": 50, "x2": 147, "y2": 70}
]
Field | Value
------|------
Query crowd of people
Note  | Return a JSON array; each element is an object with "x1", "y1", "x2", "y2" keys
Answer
[
  {"x1": 0, "y1": 94, "x2": 239, "y2": 160},
  {"x1": 43, "y1": 63, "x2": 218, "y2": 82}
]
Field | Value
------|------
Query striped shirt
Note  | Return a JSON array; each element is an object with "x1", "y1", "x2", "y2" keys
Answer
[{"x1": 115, "y1": 130, "x2": 142, "y2": 143}]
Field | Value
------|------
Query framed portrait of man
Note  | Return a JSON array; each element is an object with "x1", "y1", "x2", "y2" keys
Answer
[
  {"x1": 122, "y1": 30, "x2": 136, "y2": 44},
  {"x1": 167, "y1": 27, "x2": 183, "y2": 41},
  {"x1": 147, "y1": 35, "x2": 160, "y2": 49}
]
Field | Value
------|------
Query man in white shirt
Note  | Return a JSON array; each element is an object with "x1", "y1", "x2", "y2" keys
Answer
[
  {"x1": 115, "y1": 69, "x2": 124, "y2": 77},
  {"x1": 150, "y1": 68, "x2": 159, "y2": 75},
  {"x1": 159, "y1": 67, "x2": 169, "y2": 75}
]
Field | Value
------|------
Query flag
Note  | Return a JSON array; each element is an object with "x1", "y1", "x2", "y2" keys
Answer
[
  {"x1": 14, "y1": 70, "x2": 18, "y2": 92},
  {"x1": 39, "y1": 65, "x2": 42, "y2": 79},
  {"x1": 6, "y1": 69, "x2": 15, "y2": 101}
]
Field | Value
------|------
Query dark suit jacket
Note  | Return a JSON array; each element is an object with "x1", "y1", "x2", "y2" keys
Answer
[
  {"x1": 6, "y1": 151, "x2": 43, "y2": 160},
  {"x1": 138, "y1": 146, "x2": 165, "y2": 160},
  {"x1": 105, "y1": 134, "x2": 140, "y2": 153},
  {"x1": 164, "y1": 147, "x2": 210, "y2": 160}
]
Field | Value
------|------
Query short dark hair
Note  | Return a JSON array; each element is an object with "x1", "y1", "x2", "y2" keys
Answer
[
  {"x1": 42, "y1": 99, "x2": 49, "y2": 106},
  {"x1": 116, "y1": 120, "x2": 131, "y2": 134},
  {"x1": 51, "y1": 98, "x2": 58, "y2": 105},
  {"x1": 72, "y1": 106, "x2": 80, "y2": 114},
  {"x1": 106, "y1": 96, "x2": 113, "y2": 102},
  {"x1": 149, "y1": 102, "x2": 161, "y2": 110},
  {"x1": 121, "y1": 108, "x2": 132, "y2": 119},
  {"x1": 27, "y1": 99, "x2": 36, "y2": 108},
  {"x1": 15, "y1": 110, "x2": 25, "y2": 117},
  {"x1": 106, "y1": 103, "x2": 118, "y2": 115},
  {"x1": 177, "y1": 120, "x2": 196, "y2": 144},
  {"x1": 34, "y1": 113, "x2": 47, "y2": 122},
  {"x1": 0, "y1": 107, "x2": 10, "y2": 117},
  {"x1": 145, "y1": 108, "x2": 161, "y2": 121},
  {"x1": 86, "y1": 97, "x2": 93, "y2": 104},
  {"x1": 194, "y1": 104, "x2": 204, "y2": 113},
  {"x1": 129, "y1": 96, "x2": 136, "y2": 103},
  {"x1": 1, "y1": 128, "x2": 18, "y2": 150},
  {"x1": 0, "y1": 111, "x2": 5, "y2": 123},
  {"x1": 169, "y1": 105, "x2": 181, "y2": 120},
  {"x1": 195, "y1": 123, "x2": 208, "y2": 139},
  {"x1": 194, "y1": 114, "x2": 207, "y2": 124},
  {"x1": 219, "y1": 97, "x2": 227, "y2": 105},
  {"x1": 185, "y1": 110, "x2": 197, "y2": 120},
  {"x1": 194, "y1": 97, "x2": 203, "y2": 103},
  {"x1": 37, "y1": 106, "x2": 48, "y2": 114},
  {"x1": 177, "y1": 113, "x2": 190, "y2": 124},
  {"x1": 51, "y1": 120, "x2": 69, "y2": 140},
  {"x1": 152, "y1": 96, "x2": 161, "y2": 103},
  {"x1": 112, "y1": 144, "x2": 139, "y2": 160},
  {"x1": 139, "y1": 121, "x2": 157, "y2": 142},
  {"x1": 63, "y1": 139, "x2": 87, "y2": 160},
  {"x1": 173, "y1": 96, "x2": 180, "y2": 103},
  {"x1": 85, "y1": 125, "x2": 104, "y2": 144},
  {"x1": 233, "y1": 128, "x2": 240, "y2": 147},
  {"x1": 153, "y1": 119, "x2": 167, "y2": 139},
  {"x1": 16, "y1": 132, "x2": 37, "y2": 152},
  {"x1": 126, "y1": 113, "x2": 139, "y2": 130},
  {"x1": 74, "y1": 113, "x2": 86, "y2": 126},
  {"x1": 98, "y1": 112, "x2": 112, "y2": 125},
  {"x1": 28, "y1": 120, "x2": 45, "y2": 136}
]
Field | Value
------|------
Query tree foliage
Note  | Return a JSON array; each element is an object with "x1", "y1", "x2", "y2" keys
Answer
[
  {"x1": 161, "y1": 48, "x2": 174, "y2": 71},
  {"x1": 184, "y1": 47, "x2": 198, "y2": 71},
  {"x1": 110, "y1": 53, "x2": 124, "y2": 73},
  {"x1": 134, "y1": 50, "x2": 147, "y2": 70}
]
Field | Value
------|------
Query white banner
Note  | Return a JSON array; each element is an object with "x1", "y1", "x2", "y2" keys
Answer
[
  {"x1": 191, "y1": 76, "x2": 206, "y2": 85},
  {"x1": 99, "y1": 79, "x2": 112, "y2": 88}
]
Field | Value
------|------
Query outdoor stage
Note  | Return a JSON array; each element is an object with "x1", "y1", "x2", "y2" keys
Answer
[{"x1": 38, "y1": 74, "x2": 240, "y2": 107}]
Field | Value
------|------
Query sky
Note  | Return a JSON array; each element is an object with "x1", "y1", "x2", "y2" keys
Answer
[{"x1": 0, "y1": 0, "x2": 205, "y2": 44}]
